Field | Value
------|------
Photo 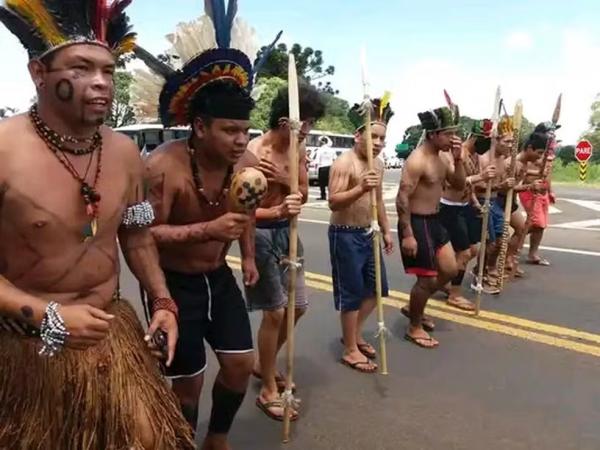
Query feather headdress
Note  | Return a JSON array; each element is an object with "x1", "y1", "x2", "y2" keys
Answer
[
  {"x1": 132, "y1": 0, "x2": 281, "y2": 127},
  {"x1": 347, "y1": 91, "x2": 394, "y2": 132},
  {"x1": 0, "y1": 0, "x2": 136, "y2": 59}
]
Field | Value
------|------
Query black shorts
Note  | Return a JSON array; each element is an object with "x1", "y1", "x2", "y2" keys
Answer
[
  {"x1": 438, "y1": 202, "x2": 471, "y2": 252},
  {"x1": 464, "y1": 204, "x2": 483, "y2": 245},
  {"x1": 400, "y1": 214, "x2": 450, "y2": 277},
  {"x1": 157, "y1": 265, "x2": 253, "y2": 379}
]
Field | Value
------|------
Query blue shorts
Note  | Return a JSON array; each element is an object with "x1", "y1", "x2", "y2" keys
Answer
[
  {"x1": 328, "y1": 225, "x2": 389, "y2": 312},
  {"x1": 478, "y1": 197, "x2": 504, "y2": 242}
]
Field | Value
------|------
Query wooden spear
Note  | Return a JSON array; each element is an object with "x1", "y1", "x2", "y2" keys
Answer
[
  {"x1": 475, "y1": 86, "x2": 502, "y2": 315},
  {"x1": 360, "y1": 47, "x2": 388, "y2": 375},
  {"x1": 282, "y1": 53, "x2": 301, "y2": 443},
  {"x1": 496, "y1": 100, "x2": 523, "y2": 290}
]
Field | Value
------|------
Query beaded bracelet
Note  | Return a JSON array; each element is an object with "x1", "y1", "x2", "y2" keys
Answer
[
  {"x1": 39, "y1": 302, "x2": 69, "y2": 357},
  {"x1": 152, "y1": 297, "x2": 179, "y2": 320},
  {"x1": 121, "y1": 201, "x2": 155, "y2": 228}
]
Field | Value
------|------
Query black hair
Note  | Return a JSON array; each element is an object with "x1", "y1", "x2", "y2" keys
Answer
[
  {"x1": 523, "y1": 132, "x2": 549, "y2": 152},
  {"x1": 187, "y1": 79, "x2": 255, "y2": 124},
  {"x1": 268, "y1": 83, "x2": 325, "y2": 129}
]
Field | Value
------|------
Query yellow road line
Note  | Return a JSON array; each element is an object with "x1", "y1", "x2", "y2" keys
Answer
[{"x1": 226, "y1": 256, "x2": 600, "y2": 358}]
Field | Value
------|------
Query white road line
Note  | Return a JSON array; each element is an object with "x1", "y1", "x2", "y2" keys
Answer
[
  {"x1": 297, "y1": 218, "x2": 600, "y2": 257},
  {"x1": 551, "y1": 218, "x2": 600, "y2": 231},
  {"x1": 560, "y1": 198, "x2": 600, "y2": 212}
]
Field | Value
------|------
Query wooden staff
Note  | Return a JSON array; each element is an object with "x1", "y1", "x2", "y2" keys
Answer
[
  {"x1": 360, "y1": 48, "x2": 388, "y2": 375},
  {"x1": 475, "y1": 86, "x2": 502, "y2": 315},
  {"x1": 282, "y1": 53, "x2": 301, "y2": 443},
  {"x1": 496, "y1": 100, "x2": 523, "y2": 290},
  {"x1": 528, "y1": 94, "x2": 562, "y2": 229}
]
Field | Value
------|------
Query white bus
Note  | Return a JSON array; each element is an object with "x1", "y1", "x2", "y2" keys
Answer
[
  {"x1": 114, "y1": 124, "x2": 264, "y2": 156},
  {"x1": 305, "y1": 130, "x2": 354, "y2": 184}
]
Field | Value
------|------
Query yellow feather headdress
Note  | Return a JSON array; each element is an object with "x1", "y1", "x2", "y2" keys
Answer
[{"x1": 0, "y1": 0, "x2": 136, "y2": 59}]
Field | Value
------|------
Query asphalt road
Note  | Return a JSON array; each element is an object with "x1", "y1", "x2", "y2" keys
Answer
[{"x1": 120, "y1": 180, "x2": 600, "y2": 450}]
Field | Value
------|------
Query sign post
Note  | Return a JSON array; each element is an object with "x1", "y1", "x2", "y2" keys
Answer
[{"x1": 575, "y1": 140, "x2": 593, "y2": 182}]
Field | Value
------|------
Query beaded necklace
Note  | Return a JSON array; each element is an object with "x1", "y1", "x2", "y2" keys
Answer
[
  {"x1": 187, "y1": 140, "x2": 232, "y2": 207},
  {"x1": 30, "y1": 105, "x2": 100, "y2": 155},
  {"x1": 30, "y1": 106, "x2": 103, "y2": 240}
]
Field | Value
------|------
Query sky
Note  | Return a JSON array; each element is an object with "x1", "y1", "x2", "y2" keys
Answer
[{"x1": 1, "y1": 0, "x2": 599, "y2": 153}]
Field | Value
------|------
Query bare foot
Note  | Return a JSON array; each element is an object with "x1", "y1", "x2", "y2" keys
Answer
[{"x1": 201, "y1": 434, "x2": 232, "y2": 450}]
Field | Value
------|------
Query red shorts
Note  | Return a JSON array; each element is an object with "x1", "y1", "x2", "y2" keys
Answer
[{"x1": 519, "y1": 191, "x2": 549, "y2": 229}]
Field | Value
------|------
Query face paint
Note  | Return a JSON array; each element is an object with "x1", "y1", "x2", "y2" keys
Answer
[{"x1": 55, "y1": 79, "x2": 74, "y2": 102}]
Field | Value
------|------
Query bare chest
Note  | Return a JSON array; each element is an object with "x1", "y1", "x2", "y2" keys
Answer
[
  {"x1": 421, "y1": 159, "x2": 447, "y2": 187},
  {"x1": 1, "y1": 149, "x2": 128, "y2": 242}
]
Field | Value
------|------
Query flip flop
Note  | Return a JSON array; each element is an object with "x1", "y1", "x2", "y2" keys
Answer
[
  {"x1": 527, "y1": 258, "x2": 550, "y2": 266},
  {"x1": 446, "y1": 297, "x2": 476, "y2": 312},
  {"x1": 255, "y1": 397, "x2": 298, "y2": 422},
  {"x1": 339, "y1": 338, "x2": 377, "y2": 360},
  {"x1": 340, "y1": 357, "x2": 378, "y2": 374},
  {"x1": 404, "y1": 333, "x2": 439, "y2": 349},
  {"x1": 401, "y1": 306, "x2": 435, "y2": 332}
]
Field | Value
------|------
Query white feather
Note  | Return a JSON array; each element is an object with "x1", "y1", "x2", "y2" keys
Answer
[
  {"x1": 230, "y1": 17, "x2": 259, "y2": 62},
  {"x1": 130, "y1": 69, "x2": 164, "y2": 122},
  {"x1": 166, "y1": 16, "x2": 217, "y2": 63}
]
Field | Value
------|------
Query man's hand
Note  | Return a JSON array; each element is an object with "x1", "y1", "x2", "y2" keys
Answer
[
  {"x1": 504, "y1": 177, "x2": 516, "y2": 189},
  {"x1": 206, "y1": 213, "x2": 250, "y2": 242},
  {"x1": 145, "y1": 309, "x2": 178, "y2": 367},
  {"x1": 359, "y1": 169, "x2": 379, "y2": 193},
  {"x1": 60, "y1": 304, "x2": 113, "y2": 350},
  {"x1": 532, "y1": 180, "x2": 545, "y2": 192},
  {"x1": 242, "y1": 257, "x2": 259, "y2": 287},
  {"x1": 482, "y1": 165, "x2": 497, "y2": 181},
  {"x1": 259, "y1": 158, "x2": 289, "y2": 186},
  {"x1": 280, "y1": 193, "x2": 303, "y2": 218},
  {"x1": 450, "y1": 136, "x2": 463, "y2": 160},
  {"x1": 549, "y1": 192, "x2": 556, "y2": 204},
  {"x1": 401, "y1": 236, "x2": 418, "y2": 258},
  {"x1": 383, "y1": 232, "x2": 394, "y2": 255}
]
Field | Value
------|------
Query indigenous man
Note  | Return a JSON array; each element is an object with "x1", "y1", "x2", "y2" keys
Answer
[
  {"x1": 519, "y1": 123, "x2": 558, "y2": 266},
  {"x1": 246, "y1": 85, "x2": 325, "y2": 421},
  {"x1": 477, "y1": 116, "x2": 516, "y2": 289},
  {"x1": 327, "y1": 97, "x2": 394, "y2": 373},
  {"x1": 0, "y1": 2, "x2": 194, "y2": 449},
  {"x1": 396, "y1": 104, "x2": 465, "y2": 348},
  {"x1": 133, "y1": 4, "x2": 271, "y2": 449},
  {"x1": 438, "y1": 120, "x2": 496, "y2": 309},
  {"x1": 516, "y1": 129, "x2": 554, "y2": 265}
]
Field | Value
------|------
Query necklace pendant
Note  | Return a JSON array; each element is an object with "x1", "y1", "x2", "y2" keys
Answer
[{"x1": 82, "y1": 217, "x2": 98, "y2": 241}]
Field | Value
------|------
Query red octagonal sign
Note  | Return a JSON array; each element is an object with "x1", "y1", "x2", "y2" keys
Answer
[{"x1": 575, "y1": 140, "x2": 593, "y2": 163}]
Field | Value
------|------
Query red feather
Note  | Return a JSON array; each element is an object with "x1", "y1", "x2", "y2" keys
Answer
[
  {"x1": 443, "y1": 89, "x2": 454, "y2": 108},
  {"x1": 93, "y1": 0, "x2": 109, "y2": 41}
]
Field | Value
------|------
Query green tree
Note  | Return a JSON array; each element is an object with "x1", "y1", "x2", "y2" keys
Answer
[
  {"x1": 580, "y1": 93, "x2": 600, "y2": 163},
  {"x1": 250, "y1": 77, "x2": 354, "y2": 134},
  {"x1": 556, "y1": 145, "x2": 576, "y2": 166},
  {"x1": 256, "y1": 43, "x2": 337, "y2": 93},
  {"x1": 316, "y1": 94, "x2": 354, "y2": 133},
  {"x1": 0, "y1": 106, "x2": 17, "y2": 119},
  {"x1": 106, "y1": 71, "x2": 136, "y2": 128},
  {"x1": 249, "y1": 77, "x2": 287, "y2": 130}
]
